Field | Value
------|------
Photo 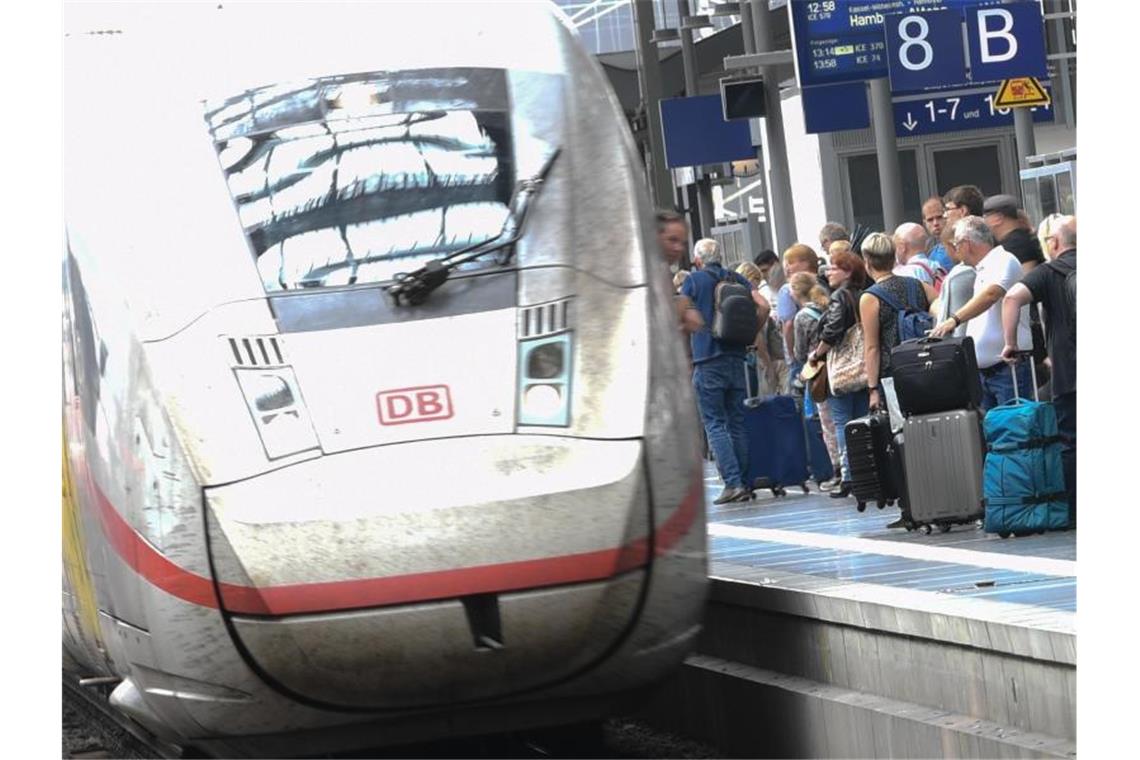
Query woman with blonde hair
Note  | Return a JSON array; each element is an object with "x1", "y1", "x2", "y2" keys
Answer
[
  {"x1": 858, "y1": 232, "x2": 938, "y2": 413},
  {"x1": 1036, "y1": 213, "x2": 1066, "y2": 257}
]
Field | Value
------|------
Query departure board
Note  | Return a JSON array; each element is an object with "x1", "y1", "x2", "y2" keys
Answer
[{"x1": 789, "y1": 0, "x2": 999, "y2": 88}]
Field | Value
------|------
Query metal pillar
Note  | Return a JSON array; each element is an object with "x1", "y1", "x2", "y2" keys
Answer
[
  {"x1": 748, "y1": 0, "x2": 796, "y2": 252},
  {"x1": 739, "y1": 1, "x2": 756, "y2": 56},
  {"x1": 675, "y1": 0, "x2": 715, "y2": 237},
  {"x1": 1046, "y1": 0, "x2": 1075, "y2": 127},
  {"x1": 869, "y1": 77, "x2": 905, "y2": 232},
  {"x1": 632, "y1": 0, "x2": 675, "y2": 209},
  {"x1": 1013, "y1": 108, "x2": 1037, "y2": 169},
  {"x1": 676, "y1": 0, "x2": 698, "y2": 94}
]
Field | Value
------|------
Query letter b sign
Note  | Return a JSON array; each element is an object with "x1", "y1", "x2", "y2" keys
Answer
[{"x1": 966, "y1": 2, "x2": 1047, "y2": 83}]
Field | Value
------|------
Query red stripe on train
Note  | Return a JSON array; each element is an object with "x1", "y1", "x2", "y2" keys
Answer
[{"x1": 82, "y1": 465, "x2": 702, "y2": 615}]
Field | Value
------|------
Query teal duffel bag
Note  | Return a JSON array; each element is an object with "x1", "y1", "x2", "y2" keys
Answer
[{"x1": 983, "y1": 396, "x2": 1070, "y2": 537}]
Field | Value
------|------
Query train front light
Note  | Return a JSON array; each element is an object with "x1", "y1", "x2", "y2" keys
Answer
[
  {"x1": 517, "y1": 334, "x2": 572, "y2": 427},
  {"x1": 234, "y1": 368, "x2": 319, "y2": 459}
]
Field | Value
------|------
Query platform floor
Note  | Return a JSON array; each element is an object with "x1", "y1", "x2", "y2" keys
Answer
[{"x1": 703, "y1": 462, "x2": 1077, "y2": 618}]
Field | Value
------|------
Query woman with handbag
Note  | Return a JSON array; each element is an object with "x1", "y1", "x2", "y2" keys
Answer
[{"x1": 804, "y1": 246, "x2": 869, "y2": 498}]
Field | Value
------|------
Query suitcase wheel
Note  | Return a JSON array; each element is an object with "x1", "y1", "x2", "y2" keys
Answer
[
  {"x1": 939, "y1": 524, "x2": 952, "y2": 533},
  {"x1": 856, "y1": 501, "x2": 867, "y2": 513},
  {"x1": 772, "y1": 486, "x2": 787, "y2": 497},
  {"x1": 800, "y1": 483, "x2": 809, "y2": 494},
  {"x1": 905, "y1": 523, "x2": 915, "y2": 532},
  {"x1": 876, "y1": 499, "x2": 886, "y2": 510},
  {"x1": 998, "y1": 531, "x2": 1012, "y2": 539},
  {"x1": 921, "y1": 524, "x2": 933, "y2": 535}
]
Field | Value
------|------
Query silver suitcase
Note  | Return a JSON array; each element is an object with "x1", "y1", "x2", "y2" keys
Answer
[{"x1": 902, "y1": 409, "x2": 985, "y2": 533}]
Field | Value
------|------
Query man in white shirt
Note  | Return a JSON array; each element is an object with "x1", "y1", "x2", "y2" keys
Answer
[
  {"x1": 892, "y1": 222, "x2": 941, "y2": 286},
  {"x1": 930, "y1": 216, "x2": 1032, "y2": 410}
]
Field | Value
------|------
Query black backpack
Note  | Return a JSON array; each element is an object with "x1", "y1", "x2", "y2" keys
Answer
[{"x1": 710, "y1": 270, "x2": 759, "y2": 348}]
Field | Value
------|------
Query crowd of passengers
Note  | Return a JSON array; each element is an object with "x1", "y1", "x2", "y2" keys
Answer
[{"x1": 656, "y1": 185, "x2": 1077, "y2": 530}]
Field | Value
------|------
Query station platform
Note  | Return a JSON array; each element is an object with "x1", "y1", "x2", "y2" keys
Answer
[{"x1": 637, "y1": 462, "x2": 1077, "y2": 759}]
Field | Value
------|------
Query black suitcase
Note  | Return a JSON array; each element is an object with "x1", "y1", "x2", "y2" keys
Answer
[
  {"x1": 890, "y1": 336, "x2": 982, "y2": 416},
  {"x1": 845, "y1": 411, "x2": 902, "y2": 512}
]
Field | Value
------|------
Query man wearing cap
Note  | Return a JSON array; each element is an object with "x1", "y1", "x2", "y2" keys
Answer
[
  {"x1": 984, "y1": 194, "x2": 1049, "y2": 383},
  {"x1": 983, "y1": 194, "x2": 1045, "y2": 273}
]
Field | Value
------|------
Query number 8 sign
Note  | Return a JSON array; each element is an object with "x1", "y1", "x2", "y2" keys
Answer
[{"x1": 885, "y1": 8, "x2": 967, "y2": 92}]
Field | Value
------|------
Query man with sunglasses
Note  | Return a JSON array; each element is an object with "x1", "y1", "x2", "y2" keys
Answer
[
  {"x1": 942, "y1": 184, "x2": 985, "y2": 224},
  {"x1": 930, "y1": 216, "x2": 1033, "y2": 410}
]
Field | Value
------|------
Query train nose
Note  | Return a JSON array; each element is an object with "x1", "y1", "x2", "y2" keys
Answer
[{"x1": 203, "y1": 436, "x2": 651, "y2": 709}]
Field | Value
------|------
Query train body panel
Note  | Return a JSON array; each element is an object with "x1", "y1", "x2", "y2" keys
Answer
[{"x1": 64, "y1": 2, "x2": 707, "y2": 753}]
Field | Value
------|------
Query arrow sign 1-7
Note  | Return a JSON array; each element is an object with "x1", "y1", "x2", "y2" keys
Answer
[{"x1": 902, "y1": 112, "x2": 918, "y2": 131}]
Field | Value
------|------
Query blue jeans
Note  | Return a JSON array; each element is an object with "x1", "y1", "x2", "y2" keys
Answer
[
  {"x1": 693, "y1": 354, "x2": 749, "y2": 489},
  {"x1": 828, "y1": 389, "x2": 870, "y2": 482},
  {"x1": 979, "y1": 361, "x2": 1033, "y2": 411},
  {"x1": 1054, "y1": 391, "x2": 1077, "y2": 523}
]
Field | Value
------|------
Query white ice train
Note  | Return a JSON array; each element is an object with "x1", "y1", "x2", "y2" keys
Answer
[{"x1": 62, "y1": 2, "x2": 708, "y2": 756}]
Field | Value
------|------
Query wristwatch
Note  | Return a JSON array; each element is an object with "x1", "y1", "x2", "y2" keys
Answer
[{"x1": 950, "y1": 313, "x2": 962, "y2": 327}]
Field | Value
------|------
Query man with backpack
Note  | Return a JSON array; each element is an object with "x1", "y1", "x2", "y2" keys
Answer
[
  {"x1": 930, "y1": 217, "x2": 1033, "y2": 410},
  {"x1": 1001, "y1": 215, "x2": 1077, "y2": 523},
  {"x1": 682, "y1": 238, "x2": 767, "y2": 504}
]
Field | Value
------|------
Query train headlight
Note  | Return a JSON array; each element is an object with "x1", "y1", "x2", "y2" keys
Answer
[
  {"x1": 234, "y1": 368, "x2": 320, "y2": 459},
  {"x1": 247, "y1": 374, "x2": 295, "y2": 415},
  {"x1": 517, "y1": 334, "x2": 572, "y2": 427}
]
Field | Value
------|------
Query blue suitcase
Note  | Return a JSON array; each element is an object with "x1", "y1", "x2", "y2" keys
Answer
[
  {"x1": 741, "y1": 352, "x2": 810, "y2": 497},
  {"x1": 742, "y1": 395, "x2": 810, "y2": 497},
  {"x1": 982, "y1": 359, "x2": 1070, "y2": 537}
]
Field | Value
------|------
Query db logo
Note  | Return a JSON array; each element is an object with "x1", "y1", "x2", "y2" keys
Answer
[{"x1": 376, "y1": 385, "x2": 454, "y2": 426}]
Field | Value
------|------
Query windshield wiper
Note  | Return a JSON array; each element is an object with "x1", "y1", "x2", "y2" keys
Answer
[{"x1": 384, "y1": 148, "x2": 562, "y2": 306}]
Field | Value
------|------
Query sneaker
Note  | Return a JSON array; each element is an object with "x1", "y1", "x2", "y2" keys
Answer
[
  {"x1": 713, "y1": 486, "x2": 748, "y2": 505},
  {"x1": 819, "y1": 476, "x2": 842, "y2": 492},
  {"x1": 828, "y1": 482, "x2": 853, "y2": 499}
]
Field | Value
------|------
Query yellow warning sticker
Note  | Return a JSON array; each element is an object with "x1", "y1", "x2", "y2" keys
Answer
[{"x1": 993, "y1": 77, "x2": 1051, "y2": 109}]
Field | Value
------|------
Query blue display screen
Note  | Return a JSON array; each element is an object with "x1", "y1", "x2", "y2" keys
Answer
[{"x1": 789, "y1": 0, "x2": 1002, "y2": 88}]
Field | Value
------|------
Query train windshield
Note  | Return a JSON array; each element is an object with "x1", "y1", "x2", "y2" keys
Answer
[{"x1": 204, "y1": 68, "x2": 519, "y2": 291}]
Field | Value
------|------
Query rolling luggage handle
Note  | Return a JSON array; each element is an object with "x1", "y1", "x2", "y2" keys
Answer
[
  {"x1": 1009, "y1": 350, "x2": 1039, "y2": 403},
  {"x1": 743, "y1": 346, "x2": 761, "y2": 408}
]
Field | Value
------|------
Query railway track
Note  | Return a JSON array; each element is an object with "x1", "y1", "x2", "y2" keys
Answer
[
  {"x1": 62, "y1": 673, "x2": 188, "y2": 759},
  {"x1": 63, "y1": 671, "x2": 717, "y2": 759}
]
